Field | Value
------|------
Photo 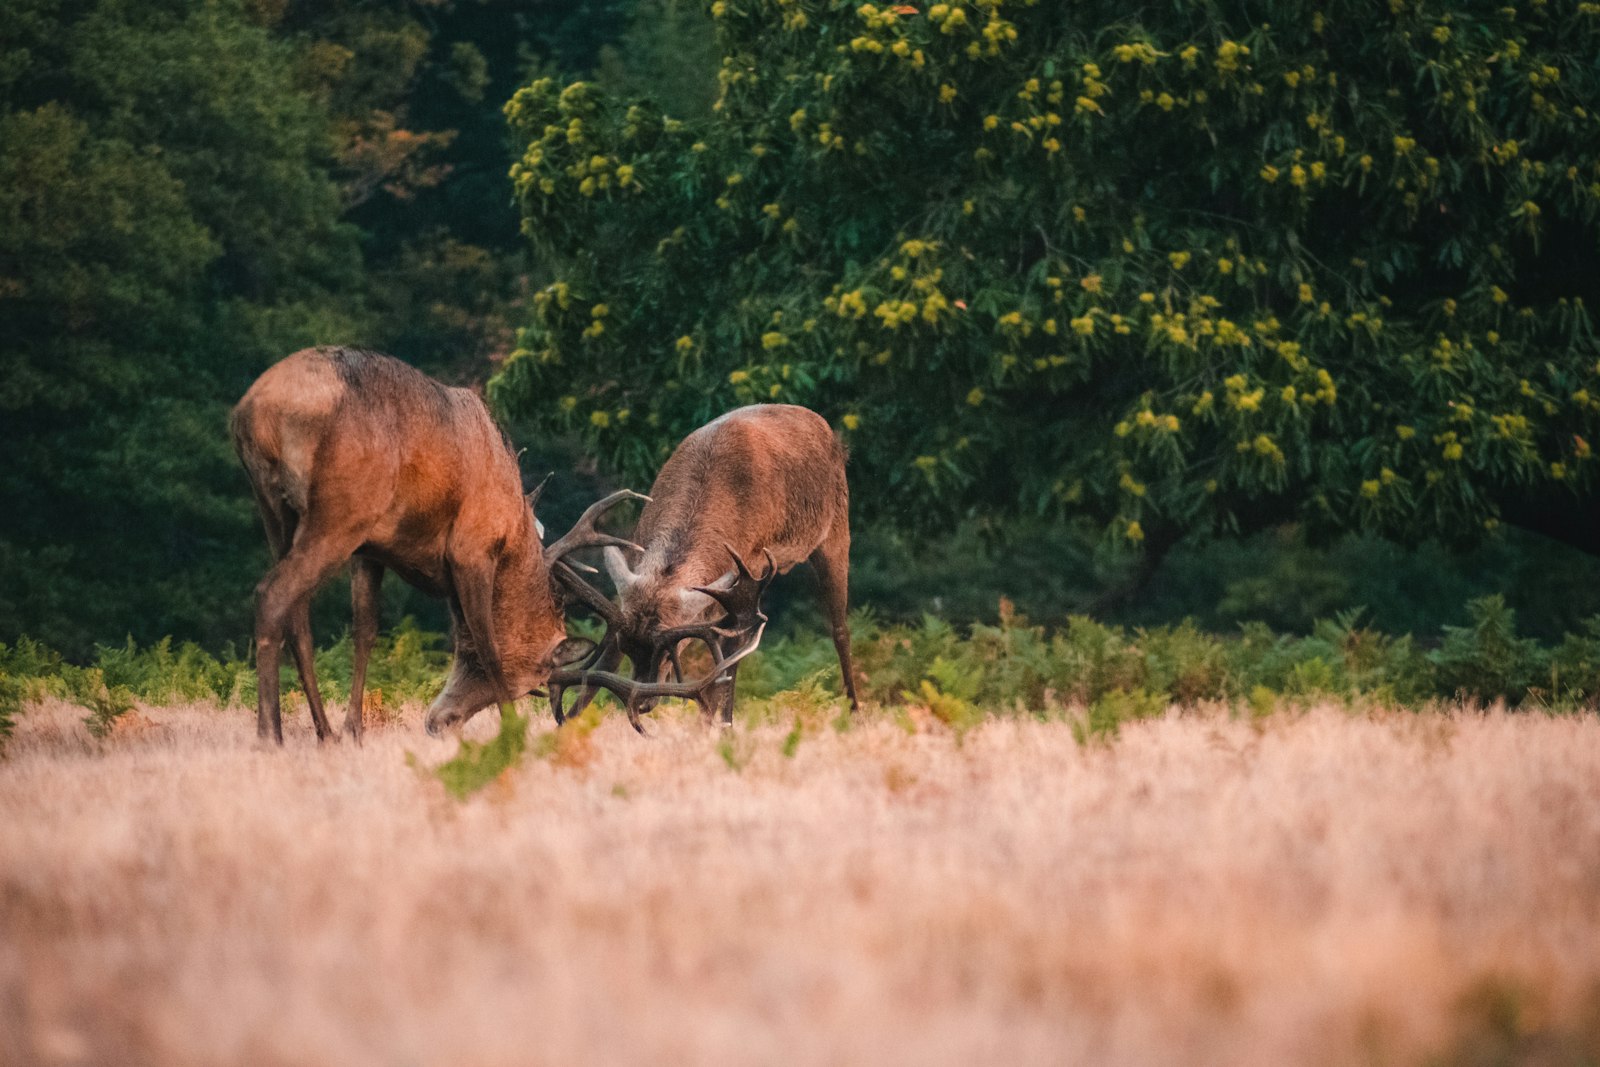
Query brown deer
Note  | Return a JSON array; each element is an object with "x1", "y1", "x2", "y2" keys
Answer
[
  {"x1": 230, "y1": 346, "x2": 640, "y2": 743},
  {"x1": 552, "y1": 404, "x2": 858, "y2": 729}
]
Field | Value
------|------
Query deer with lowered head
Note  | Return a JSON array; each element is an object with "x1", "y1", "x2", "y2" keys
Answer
[
  {"x1": 231, "y1": 346, "x2": 640, "y2": 743},
  {"x1": 551, "y1": 403, "x2": 859, "y2": 730}
]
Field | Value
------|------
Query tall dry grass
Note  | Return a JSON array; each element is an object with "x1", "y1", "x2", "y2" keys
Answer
[{"x1": 2, "y1": 698, "x2": 1598, "y2": 1066}]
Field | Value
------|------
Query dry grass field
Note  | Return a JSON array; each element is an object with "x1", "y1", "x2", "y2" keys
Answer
[{"x1": 2, "y1": 697, "x2": 1599, "y2": 1066}]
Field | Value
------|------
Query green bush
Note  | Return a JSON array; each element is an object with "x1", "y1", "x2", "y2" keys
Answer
[
  {"x1": 1550, "y1": 617, "x2": 1600, "y2": 704},
  {"x1": 311, "y1": 618, "x2": 455, "y2": 709},
  {"x1": 1077, "y1": 688, "x2": 1169, "y2": 745},
  {"x1": 60, "y1": 666, "x2": 136, "y2": 740},
  {"x1": 6, "y1": 590, "x2": 1600, "y2": 756},
  {"x1": 1429, "y1": 595, "x2": 1547, "y2": 704}
]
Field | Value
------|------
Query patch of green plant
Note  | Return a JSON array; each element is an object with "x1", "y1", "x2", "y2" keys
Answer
[
  {"x1": 1549, "y1": 618, "x2": 1600, "y2": 706},
  {"x1": 0, "y1": 637, "x2": 64, "y2": 680},
  {"x1": 1140, "y1": 621, "x2": 1231, "y2": 705},
  {"x1": 531, "y1": 703, "x2": 605, "y2": 768},
  {"x1": 8, "y1": 586, "x2": 1600, "y2": 749},
  {"x1": 716, "y1": 731, "x2": 753, "y2": 772},
  {"x1": 0, "y1": 638, "x2": 66, "y2": 752},
  {"x1": 60, "y1": 666, "x2": 136, "y2": 740},
  {"x1": 1427, "y1": 973, "x2": 1599, "y2": 1067},
  {"x1": 1074, "y1": 688, "x2": 1167, "y2": 745},
  {"x1": 0, "y1": 674, "x2": 21, "y2": 753},
  {"x1": 780, "y1": 714, "x2": 804, "y2": 759},
  {"x1": 433, "y1": 705, "x2": 529, "y2": 799},
  {"x1": 1246, "y1": 685, "x2": 1281, "y2": 721},
  {"x1": 312, "y1": 617, "x2": 453, "y2": 707},
  {"x1": 737, "y1": 669, "x2": 836, "y2": 727},
  {"x1": 905, "y1": 655, "x2": 986, "y2": 740},
  {"x1": 93, "y1": 636, "x2": 252, "y2": 705}
]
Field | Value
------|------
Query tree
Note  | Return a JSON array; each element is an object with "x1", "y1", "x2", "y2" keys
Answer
[
  {"x1": 0, "y1": 0, "x2": 366, "y2": 653},
  {"x1": 494, "y1": 0, "x2": 1600, "y2": 563},
  {"x1": 0, "y1": 0, "x2": 666, "y2": 652}
]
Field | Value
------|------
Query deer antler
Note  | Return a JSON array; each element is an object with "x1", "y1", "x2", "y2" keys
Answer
[
  {"x1": 541, "y1": 487, "x2": 647, "y2": 630},
  {"x1": 550, "y1": 545, "x2": 778, "y2": 734},
  {"x1": 647, "y1": 544, "x2": 776, "y2": 650},
  {"x1": 549, "y1": 617, "x2": 768, "y2": 734},
  {"x1": 549, "y1": 560, "x2": 622, "y2": 625},
  {"x1": 542, "y1": 488, "x2": 648, "y2": 564}
]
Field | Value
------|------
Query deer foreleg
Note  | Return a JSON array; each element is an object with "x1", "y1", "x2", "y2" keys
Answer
[
  {"x1": 809, "y1": 526, "x2": 859, "y2": 714},
  {"x1": 451, "y1": 558, "x2": 511, "y2": 707}
]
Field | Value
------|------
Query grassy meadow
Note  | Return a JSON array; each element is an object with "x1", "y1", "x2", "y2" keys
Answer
[{"x1": 3, "y1": 690, "x2": 1599, "y2": 1066}]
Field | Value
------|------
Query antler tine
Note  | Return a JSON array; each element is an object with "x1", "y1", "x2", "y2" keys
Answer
[
  {"x1": 549, "y1": 632, "x2": 620, "y2": 725},
  {"x1": 693, "y1": 545, "x2": 777, "y2": 633},
  {"x1": 550, "y1": 559, "x2": 622, "y2": 626},
  {"x1": 723, "y1": 542, "x2": 754, "y2": 582},
  {"x1": 691, "y1": 582, "x2": 743, "y2": 616},
  {"x1": 543, "y1": 488, "x2": 650, "y2": 565},
  {"x1": 655, "y1": 621, "x2": 740, "y2": 650},
  {"x1": 526, "y1": 471, "x2": 554, "y2": 511}
]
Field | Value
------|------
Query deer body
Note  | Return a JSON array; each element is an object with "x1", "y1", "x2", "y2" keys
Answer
[
  {"x1": 596, "y1": 404, "x2": 859, "y2": 723},
  {"x1": 231, "y1": 346, "x2": 597, "y2": 743}
]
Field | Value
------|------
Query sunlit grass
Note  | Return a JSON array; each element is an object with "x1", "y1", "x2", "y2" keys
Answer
[{"x1": 2, "y1": 695, "x2": 1598, "y2": 1065}]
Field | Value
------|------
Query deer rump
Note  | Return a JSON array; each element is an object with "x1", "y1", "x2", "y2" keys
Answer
[
  {"x1": 550, "y1": 404, "x2": 860, "y2": 732},
  {"x1": 232, "y1": 346, "x2": 637, "y2": 743}
]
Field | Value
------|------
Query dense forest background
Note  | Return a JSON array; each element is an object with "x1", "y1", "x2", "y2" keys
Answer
[{"x1": 5, "y1": 0, "x2": 1600, "y2": 660}]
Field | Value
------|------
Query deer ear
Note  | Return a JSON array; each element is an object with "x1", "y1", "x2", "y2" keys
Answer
[
  {"x1": 546, "y1": 637, "x2": 595, "y2": 668},
  {"x1": 677, "y1": 586, "x2": 713, "y2": 617},
  {"x1": 678, "y1": 569, "x2": 733, "y2": 616},
  {"x1": 603, "y1": 545, "x2": 637, "y2": 589}
]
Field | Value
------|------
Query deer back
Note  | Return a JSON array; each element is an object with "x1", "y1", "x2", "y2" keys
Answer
[
  {"x1": 231, "y1": 348, "x2": 536, "y2": 584},
  {"x1": 614, "y1": 404, "x2": 846, "y2": 630}
]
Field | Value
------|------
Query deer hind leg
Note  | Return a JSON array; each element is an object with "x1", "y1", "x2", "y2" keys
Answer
[
  {"x1": 345, "y1": 558, "x2": 383, "y2": 741},
  {"x1": 250, "y1": 493, "x2": 294, "y2": 744},
  {"x1": 264, "y1": 498, "x2": 333, "y2": 743},
  {"x1": 809, "y1": 524, "x2": 860, "y2": 713},
  {"x1": 253, "y1": 517, "x2": 360, "y2": 744},
  {"x1": 286, "y1": 601, "x2": 333, "y2": 742}
]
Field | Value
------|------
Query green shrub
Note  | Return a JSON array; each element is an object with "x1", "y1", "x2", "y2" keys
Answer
[
  {"x1": 1047, "y1": 616, "x2": 1149, "y2": 704},
  {"x1": 0, "y1": 673, "x2": 21, "y2": 751},
  {"x1": 1430, "y1": 596, "x2": 1547, "y2": 705},
  {"x1": 1076, "y1": 688, "x2": 1168, "y2": 745},
  {"x1": 905, "y1": 655, "x2": 986, "y2": 739},
  {"x1": 60, "y1": 666, "x2": 136, "y2": 740},
  {"x1": 6, "y1": 587, "x2": 1600, "y2": 750},
  {"x1": 312, "y1": 617, "x2": 453, "y2": 707},
  {"x1": 1140, "y1": 621, "x2": 1231, "y2": 704},
  {"x1": 92, "y1": 636, "x2": 251, "y2": 705},
  {"x1": 1550, "y1": 617, "x2": 1600, "y2": 706}
]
